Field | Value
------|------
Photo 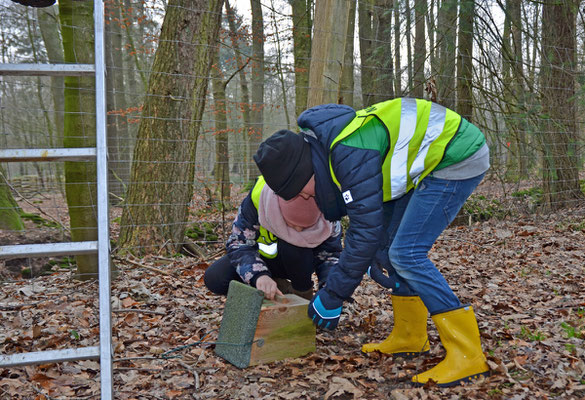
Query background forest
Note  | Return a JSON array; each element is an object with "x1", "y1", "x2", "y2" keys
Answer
[{"x1": 0, "y1": 0, "x2": 584, "y2": 399}]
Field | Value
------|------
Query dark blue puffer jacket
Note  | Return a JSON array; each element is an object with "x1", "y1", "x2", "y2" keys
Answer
[{"x1": 298, "y1": 104, "x2": 386, "y2": 300}]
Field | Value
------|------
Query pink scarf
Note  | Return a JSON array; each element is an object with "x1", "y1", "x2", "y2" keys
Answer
[{"x1": 258, "y1": 186, "x2": 333, "y2": 248}]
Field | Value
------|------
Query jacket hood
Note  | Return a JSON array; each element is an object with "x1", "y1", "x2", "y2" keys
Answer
[{"x1": 297, "y1": 104, "x2": 356, "y2": 149}]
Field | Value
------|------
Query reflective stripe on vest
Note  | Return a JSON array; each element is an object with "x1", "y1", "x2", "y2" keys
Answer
[
  {"x1": 330, "y1": 98, "x2": 461, "y2": 200},
  {"x1": 250, "y1": 176, "x2": 278, "y2": 259}
]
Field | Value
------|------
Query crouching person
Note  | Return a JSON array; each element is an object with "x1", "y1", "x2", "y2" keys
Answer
[{"x1": 204, "y1": 139, "x2": 342, "y2": 301}]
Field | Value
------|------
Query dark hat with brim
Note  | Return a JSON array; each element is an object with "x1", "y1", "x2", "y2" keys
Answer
[{"x1": 253, "y1": 130, "x2": 313, "y2": 201}]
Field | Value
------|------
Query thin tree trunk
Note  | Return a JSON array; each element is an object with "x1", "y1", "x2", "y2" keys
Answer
[
  {"x1": 0, "y1": 166, "x2": 24, "y2": 231},
  {"x1": 373, "y1": 0, "x2": 394, "y2": 104},
  {"x1": 58, "y1": 0, "x2": 99, "y2": 279},
  {"x1": 270, "y1": 0, "x2": 291, "y2": 129},
  {"x1": 248, "y1": 0, "x2": 265, "y2": 182},
  {"x1": 290, "y1": 0, "x2": 312, "y2": 117},
  {"x1": 456, "y1": 0, "x2": 474, "y2": 120},
  {"x1": 308, "y1": 0, "x2": 349, "y2": 107},
  {"x1": 359, "y1": 0, "x2": 375, "y2": 106},
  {"x1": 340, "y1": 0, "x2": 356, "y2": 107},
  {"x1": 394, "y1": 0, "x2": 402, "y2": 95},
  {"x1": 225, "y1": 0, "x2": 251, "y2": 178},
  {"x1": 413, "y1": 0, "x2": 426, "y2": 98},
  {"x1": 211, "y1": 45, "x2": 231, "y2": 203},
  {"x1": 435, "y1": 0, "x2": 457, "y2": 108},
  {"x1": 118, "y1": 0, "x2": 223, "y2": 255},
  {"x1": 105, "y1": 1, "x2": 129, "y2": 200},
  {"x1": 539, "y1": 0, "x2": 583, "y2": 209},
  {"x1": 405, "y1": 0, "x2": 413, "y2": 93}
]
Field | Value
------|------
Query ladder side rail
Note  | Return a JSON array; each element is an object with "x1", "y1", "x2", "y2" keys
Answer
[{"x1": 94, "y1": 0, "x2": 114, "y2": 398}]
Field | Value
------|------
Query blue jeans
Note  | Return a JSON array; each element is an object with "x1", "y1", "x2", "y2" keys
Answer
[{"x1": 380, "y1": 173, "x2": 485, "y2": 315}]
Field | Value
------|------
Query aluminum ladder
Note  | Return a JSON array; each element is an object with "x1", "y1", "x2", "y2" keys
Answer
[{"x1": 0, "y1": 2, "x2": 113, "y2": 398}]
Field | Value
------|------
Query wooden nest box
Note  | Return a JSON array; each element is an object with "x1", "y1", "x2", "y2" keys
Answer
[{"x1": 215, "y1": 281, "x2": 316, "y2": 368}]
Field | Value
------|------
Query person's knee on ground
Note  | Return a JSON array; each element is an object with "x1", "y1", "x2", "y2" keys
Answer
[{"x1": 203, "y1": 255, "x2": 239, "y2": 295}]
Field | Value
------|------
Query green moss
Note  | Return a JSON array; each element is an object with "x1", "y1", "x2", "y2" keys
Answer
[
  {"x1": 463, "y1": 194, "x2": 509, "y2": 222},
  {"x1": 185, "y1": 221, "x2": 219, "y2": 242},
  {"x1": 20, "y1": 212, "x2": 62, "y2": 229}
]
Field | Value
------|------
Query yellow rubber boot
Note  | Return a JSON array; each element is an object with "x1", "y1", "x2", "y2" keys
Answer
[
  {"x1": 412, "y1": 306, "x2": 490, "y2": 387},
  {"x1": 362, "y1": 295, "x2": 430, "y2": 357}
]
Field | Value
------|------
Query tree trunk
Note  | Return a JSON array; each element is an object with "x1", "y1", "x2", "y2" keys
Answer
[
  {"x1": 405, "y1": 0, "x2": 413, "y2": 93},
  {"x1": 394, "y1": 0, "x2": 402, "y2": 95},
  {"x1": 359, "y1": 0, "x2": 375, "y2": 106},
  {"x1": 118, "y1": 0, "x2": 223, "y2": 255},
  {"x1": 435, "y1": 0, "x2": 457, "y2": 108},
  {"x1": 225, "y1": 0, "x2": 251, "y2": 179},
  {"x1": 372, "y1": 0, "x2": 394, "y2": 104},
  {"x1": 307, "y1": 0, "x2": 350, "y2": 107},
  {"x1": 270, "y1": 0, "x2": 291, "y2": 129},
  {"x1": 539, "y1": 0, "x2": 583, "y2": 209},
  {"x1": 105, "y1": 1, "x2": 130, "y2": 200},
  {"x1": 37, "y1": 6, "x2": 64, "y2": 143},
  {"x1": 290, "y1": 0, "x2": 312, "y2": 117},
  {"x1": 456, "y1": 0, "x2": 474, "y2": 120},
  {"x1": 340, "y1": 0, "x2": 356, "y2": 107},
  {"x1": 413, "y1": 0, "x2": 426, "y2": 98},
  {"x1": 211, "y1": 47, "x2": 231, "y2": 203},
  {"x1": 0, "y1": 166, "x2": 24, "y2": 231},
  {"x1": 248, "y1": 0, "x2": 265, "y2": 183},
  {"x1": 502, "y1": 0, "x2": 528, "y2": 179},
  {"x1": 58, "y1": 0, "x2": 99, "y2": 280}
]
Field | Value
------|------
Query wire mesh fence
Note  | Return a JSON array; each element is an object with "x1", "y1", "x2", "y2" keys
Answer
[{"x1": 1, "y1": 0, "x2": 585, "y2": 397}]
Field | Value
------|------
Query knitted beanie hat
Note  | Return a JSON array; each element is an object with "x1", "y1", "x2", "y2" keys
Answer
[{"x1": 253, "y1": 130, "x2": 313, "y2": 201}]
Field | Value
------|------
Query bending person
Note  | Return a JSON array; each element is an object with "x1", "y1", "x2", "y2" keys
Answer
[{"x1": 253, "y1": 98, "x2": 490, "y2": 386}]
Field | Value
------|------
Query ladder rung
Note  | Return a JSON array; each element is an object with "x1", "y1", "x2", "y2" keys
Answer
[
  {"x1": 0, "y1": 346, "x2": 100, "y2": 368},
  {"x1": 0, "y1": 63, "x2": 95, "y2": 77},
  {"x1": 0, "y1": 148, "x2": 97, "y2": 162},
  {"x1": 0, "y1": 241, "x2": 98, "y2": 258}
]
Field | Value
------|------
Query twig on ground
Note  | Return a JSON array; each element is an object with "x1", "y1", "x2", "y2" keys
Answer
[
  {"x1": 113, "y1": 308, "x2": 167, "y2": 316},
  {"x1": 115, "y1": 256, "x2": 176, "y2": 276},
  {"x1": 176, "y1": 359, "x2": 201, "y2": 390}
]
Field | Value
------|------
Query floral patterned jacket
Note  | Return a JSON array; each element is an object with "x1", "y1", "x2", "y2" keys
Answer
[{"x1": 226, "y1": 191, "x2": 342, "y2": 287}]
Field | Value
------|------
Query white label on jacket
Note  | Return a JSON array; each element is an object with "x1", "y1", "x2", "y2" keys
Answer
[{"x1": 342, "y1": 190, "x2": 353, "y2": 204}]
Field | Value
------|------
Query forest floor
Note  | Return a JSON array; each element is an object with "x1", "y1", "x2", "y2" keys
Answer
[{"x1": 1, "y1": 186, "x2": 585, "y2": 399}]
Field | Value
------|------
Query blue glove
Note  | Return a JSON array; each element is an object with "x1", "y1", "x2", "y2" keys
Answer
[
  {"x1": 308, "y1": 288, "x2": 343, "y2": 330},
  {"x1": 367, "y1": 264, "x2": 396, "y2": 289}
]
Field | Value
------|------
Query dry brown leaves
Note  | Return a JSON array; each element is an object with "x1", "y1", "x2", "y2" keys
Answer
[{"x1": 1, "y1": 207, "x2": 585, "y2": 399}]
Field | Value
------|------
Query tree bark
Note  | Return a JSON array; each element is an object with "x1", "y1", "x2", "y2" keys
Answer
[
  {"x1": 105, "y1": 0, "x2": 130, "y2": 200},
  {"x1": 435, "y1": 0, "x2": 457, "y2": 108},
  {"x1": 307, "y1": 0, "x2": 349, "y2": 107},
  {"x1": 340, "y1": 0, "x2": 356, "y2": 107},
  {"x1": 502, "y1": 0, "x2": 528, "y2": 179},
  {"x1": 58, "y1": 0, "x2": 99, "y2": 279},
  {"x1": 248, "y1": 0, "x2": 265, "y2": 182},
  {"x1": 0, "y1": 166, "x2": 24, "y2": 231},
  {"x1": 118, "y1": 0, "x2": 223, "y2": 255},
  {"x1": 372, "y1": 0, "x2": 394, "y2": 104},
  {"x1": 394, "y1": 0, "x2": 402, "y2": 95},
  {"x1": 290, "y1": 0, "x2": 312, "y2": 117},
  {"x1": 225, "y1": 0, "x2": 251, "y2": 177},
  {"x1": 359, "y1": 0, "x2": 375, "y2": 106},
  {"x1": 539, "y1": 0, "x2": 583, "y2": 209},
  {"x1": 413, "y1": 0, "x2": 426, "y2": 98},
  {"x1": 211, "y1": 45, "x2": 231, "y2": 203},
  {"x1": 456, "y1": 0, "x2": 474, "y2": 120}
]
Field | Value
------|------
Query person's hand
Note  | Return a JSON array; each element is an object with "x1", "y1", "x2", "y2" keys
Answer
[
  {"x1": 255, "y1": 275, "x2": 283, "y2": 300},
  {"x1": 308, "y1": 288, "x2": 343, "y2": 330},
  {"x1": 367, "y1": 264, "x2": 395, "y2": 289}
]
